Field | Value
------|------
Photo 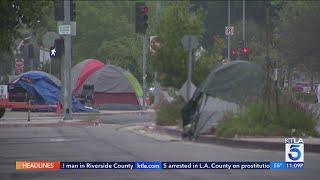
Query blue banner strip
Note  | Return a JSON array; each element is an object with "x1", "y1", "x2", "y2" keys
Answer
[
  {"x1": 59, "y1": 161, "x2": 303, "y2": 170},
  {"x1": 270, "y1": 162, "x2": 304, "y2": 170}
]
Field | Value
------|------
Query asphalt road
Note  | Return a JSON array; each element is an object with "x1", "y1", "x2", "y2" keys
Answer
[{"x1": 0, "y1": 114, "x2": 319, "y2": 180}]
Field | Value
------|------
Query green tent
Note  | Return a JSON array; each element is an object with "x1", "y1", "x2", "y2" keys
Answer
[{"x1": 182, "y1": 61, "x2": 265, "y2": 137}]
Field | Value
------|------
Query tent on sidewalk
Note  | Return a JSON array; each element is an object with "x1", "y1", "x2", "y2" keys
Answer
[
  {"x1": 182, "y1": 61, "x2": 265, "y2": 138},
  {"x1": 72, "y1": 60, "x2": 143, "y2": 110},
  {"x1": 10, "y1": 71, "x2": 94, "y2": 112},
  {"x1": 71, "y1": 59, "x2": 105, "y2": 94}
]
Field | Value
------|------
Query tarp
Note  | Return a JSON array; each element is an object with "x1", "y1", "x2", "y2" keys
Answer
[
  {"x1": 12, "y1": 71, "x2": 95, "y2": 112},
  {"x1": 182, "y1": 61, "x2": 265, "y2": 137}
]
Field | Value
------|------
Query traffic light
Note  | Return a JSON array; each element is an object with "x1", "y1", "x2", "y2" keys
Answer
[
  {"x1": 54, "y1": 0, "x2": 64, "y2": 21},
  {"x1": 71, "y1": 0, "x2": 76, "y2": 21},
  {"x1": 241, "y1": 47, "x2": 249, "y2": 57},
  {"x1": 54, "y1": 0, "x2": 76, "y2": 21},
  {"x1": 135, "y1": 2, "x2": 149, "y2": 34},
  {"x1": 230, "y1": 48, "x2": 238, "y2": 61},
  {"x1": 50, "y1": 37, "x2": 64, "y2": 58},
  {"x1": 231, "y1": 48, "x2": 238, "y2": 59}
]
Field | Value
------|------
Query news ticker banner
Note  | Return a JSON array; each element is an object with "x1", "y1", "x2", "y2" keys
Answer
[{"x1": 16, "y1": 161, "x2": 303, "y2": 170}]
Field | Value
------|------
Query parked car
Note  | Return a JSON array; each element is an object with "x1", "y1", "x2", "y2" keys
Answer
[
  {"x1": 292, "y1": 82, "x2": 319, "y2": 94},
  {"x1": 292, "y1": 82, "x2": 308, "y2": 92}
]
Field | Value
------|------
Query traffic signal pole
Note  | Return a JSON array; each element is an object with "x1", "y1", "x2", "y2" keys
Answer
[
  {"x1": 142, "y1": 34, "x2": 147, "y2": 109},
  {"x1": 242, "y1": 0, "x2": 245, "y2": 47},
  {"x1": 135, "y1": 2, "x2": 148, "y2": 109},
  {"x1": 63, "y1": 0, "x2": 72, "y2": 120}
]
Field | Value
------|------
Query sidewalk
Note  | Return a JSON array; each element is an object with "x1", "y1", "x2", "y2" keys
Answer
[
  {"x1": 0, "y1": 118, "x2": 100, "y2": 128},
  {"x1": 0, "y1": 109, "x2": 155, "y2": 128},
  {"x1": 1, "y1": 109, "x2": 155, "y2": 120},
  {"x1": 142, "y1": 123, "x2": 320, "y2": 153}
]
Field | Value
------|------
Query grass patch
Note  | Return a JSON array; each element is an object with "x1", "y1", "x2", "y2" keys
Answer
[
  {"x1": 156, "y1": 99, "x2": 183, "y2": 126},
  {"x1": 217, "y1": 100, "x2": 319, "y2": 138}
]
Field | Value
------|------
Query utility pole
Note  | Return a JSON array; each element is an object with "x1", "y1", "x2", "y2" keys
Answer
[
  {"x1": 242, "y1": 0, "x2": 245, "y2": 47},
  {"x1": 187, "y1": 40, "x2": 192, "y2": 101},
  {"x1": 142, "y1": 34, "x2": 147, "y2": 109},
  {"x1": 63, "y1": 0, "x2": 72, "y2": 120},
  {"x1": 227, "y1": 0, "x2": 231, "y2": 60},
  {"x1": 262, "y1": 0, "x2": 273, "y2": 121}
]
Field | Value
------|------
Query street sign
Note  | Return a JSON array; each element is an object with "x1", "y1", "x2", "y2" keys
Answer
[
  {"x1": 179, "y1": 81, "x2": 196, "y2": 102},
  {"x1": 57, "y1": 21, "x2": 76, "y2": 36},
  {"x1": 58, "y1": 24, "x2": 71, "y2": 35},
  {"x1": 225, "y1": 26, "x2": 234, "y2": 36},
  {"x1": 181, "y1": 35, "x2": 198, "y2": 51},
  {"x1": 15, "y1": 58, "x2": 24, "y2": 74},
  {"x1": 150, "y1": 36, "x2": 160, "y2": 56}
]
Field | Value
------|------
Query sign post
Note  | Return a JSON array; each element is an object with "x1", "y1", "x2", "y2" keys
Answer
[
  {"x1": 58, "y1": 24, "x2": 71, "y2": 35},
  {"x1": 62, "y1": 0, "x2": 72, "y2": 120},
  {"x1": 225, "y1": 26, "x2": 234, "y2": 36},
  {"x1": 181, "y1": 35, "x2": 198, "y2": 101},
  {"x1": 225, "y1": 25, "x2": 234, "y2": 61}
]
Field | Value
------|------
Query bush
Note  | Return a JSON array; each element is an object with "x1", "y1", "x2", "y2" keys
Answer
[
  {"x1": 293, "y1": 92, "x2": 316, "y2": 103},
  {"x1": 217, "y1": 100, "x2": 319, "y2": 138},
  {"x1": 156, "y1": 98, "x2": 184, "y2": 126}
]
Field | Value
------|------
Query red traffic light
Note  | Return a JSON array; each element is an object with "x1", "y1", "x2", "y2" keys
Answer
[
  {"x1": 241, "y1": 47, "x2": 249, "y2": 56},
  {"x1": 231, "y1": 48, "x2": 238, "y2": 57}
]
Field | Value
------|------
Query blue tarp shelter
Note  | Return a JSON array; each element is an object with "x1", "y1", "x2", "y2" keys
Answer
[{"x1": 12, "y1": 71, "x2": 95, "y2": 112}]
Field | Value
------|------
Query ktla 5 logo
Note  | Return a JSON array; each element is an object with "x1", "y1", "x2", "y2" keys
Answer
[{"x1": 285, "y1": 138, "x2": 304, "y2": 162}]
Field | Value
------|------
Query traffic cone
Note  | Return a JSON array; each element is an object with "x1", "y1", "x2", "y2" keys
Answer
[{"x1": 56, "y1": 102, "x2": 61, "y2": 114}]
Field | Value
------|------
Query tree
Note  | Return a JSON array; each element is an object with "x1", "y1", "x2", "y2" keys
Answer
[
  {"x1": 154, "y1": 1, "x2": 205, "y2": 88},
  {"x1": 0, "y1": 0, "x2": 51, "y2": 79},
  {"x1": 192, "y1": 52, "x2": 214, "y2": 86},
  {"x1": 0, "y1": 0, "x2": 50, "y2": 52},
  {"x1": 69, "y1": 1, "x2": 146, "y2": 82},
  {"x1": 275, "y1": 1, "x2": 320, "y2": 88}
]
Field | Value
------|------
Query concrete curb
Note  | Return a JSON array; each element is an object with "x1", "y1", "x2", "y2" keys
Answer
[
  {"x1": 154, "y1": 126, "x2": 320, "y2": 153},
  {"x1": 0, "y1": 119, "x2": 101, "y2": 128}
]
